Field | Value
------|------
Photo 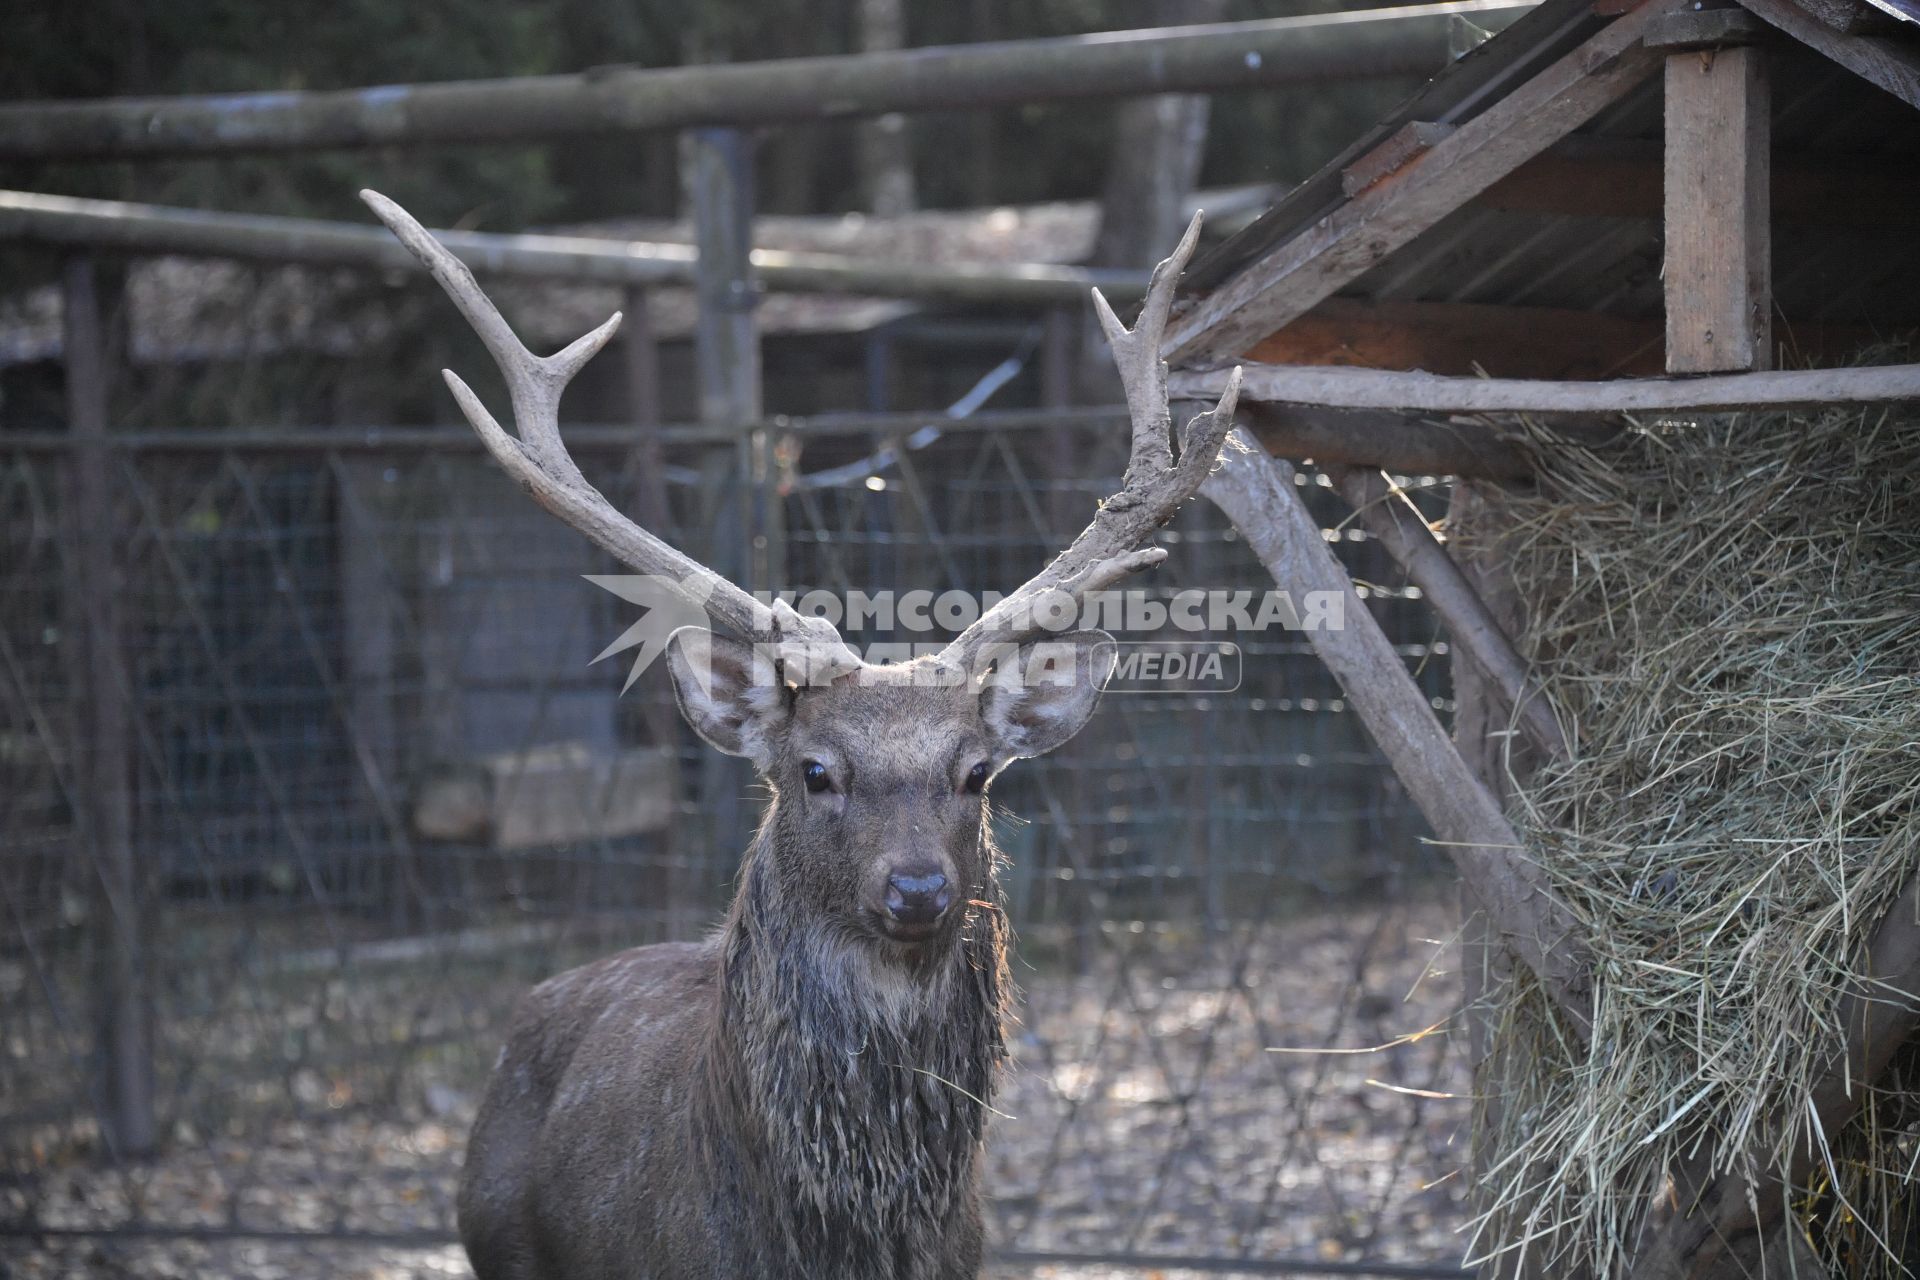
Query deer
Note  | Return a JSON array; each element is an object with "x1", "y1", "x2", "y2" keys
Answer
[{"x1": 362, "y1": 189, "x2": 1241, "y2": 1280}]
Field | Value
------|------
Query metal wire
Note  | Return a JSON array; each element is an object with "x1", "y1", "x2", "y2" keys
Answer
[{"x1": 0, "y1": 422, "x2": 1464, "y2": 1274}]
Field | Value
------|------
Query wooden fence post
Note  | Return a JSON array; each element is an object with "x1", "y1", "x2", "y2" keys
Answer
[
  {"x1": 685, "y1": 126, "x2": 776, "y2": 593},
  {"x1": 63, "y1": 255, "x2": 155, "y2": 1157},
  {"x1": 685, "y1": 126, "x2": 766, "y2": 870}
]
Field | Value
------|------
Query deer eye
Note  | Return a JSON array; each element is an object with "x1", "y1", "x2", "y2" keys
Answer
[
  {"x1": 964, "y1": 761, "x2": 991, "y2": 794},
  {"x1": 802, "y1": 761, "x2": 831, "y2": 793}
]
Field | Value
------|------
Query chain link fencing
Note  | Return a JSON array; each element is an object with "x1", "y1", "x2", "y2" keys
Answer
[{"x1": 0, "y1": 413, "x2": 1471, "y2": 1278}]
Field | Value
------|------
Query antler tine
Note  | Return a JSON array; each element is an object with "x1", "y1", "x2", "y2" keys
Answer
[
  {"x1": 1090, "y1": 209, "x2": 1201, "y2": 487},
  {"x1": 363, "y1": 189, "x2": 856, "y2": 668},
  {"x1": 938, "y1": 213, "x2": 1242, "y2": 676}
]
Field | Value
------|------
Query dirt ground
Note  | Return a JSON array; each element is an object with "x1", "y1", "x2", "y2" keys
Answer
[{"x1": 2, "y1": 898, "x2": 1471, "y2": 1278}]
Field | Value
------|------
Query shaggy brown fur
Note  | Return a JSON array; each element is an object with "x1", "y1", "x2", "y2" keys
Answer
[{"x1": 457, "y1": 636, "x2": 1108, "y2": 1280}]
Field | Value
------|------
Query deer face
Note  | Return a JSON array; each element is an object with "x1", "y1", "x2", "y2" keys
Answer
[
  {"x1": 666, "y1": 629, "x2": 1115, "y2": 949},
  {"x1": 362, "y1": 191, "x2": 1233, "y2": 955}
]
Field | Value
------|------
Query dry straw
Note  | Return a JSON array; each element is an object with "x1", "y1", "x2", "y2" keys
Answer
[{"x1": 1455, "y1": 398, "x2": 1920, "y2": 1277}]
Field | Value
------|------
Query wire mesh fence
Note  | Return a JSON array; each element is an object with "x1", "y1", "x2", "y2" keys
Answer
[{"x1": 0, "y1": 415, "x2": 1470, "y2": 1278}]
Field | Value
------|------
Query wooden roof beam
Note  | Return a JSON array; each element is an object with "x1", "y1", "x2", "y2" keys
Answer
[
  {"x1": 1734, "y1": 0, "x2": 1920, "y2": 108},
  {"x1": 1172, "y1": 358, "x2": 1920, "y2": 413},
  {"x1": 1165, "y1": 0, "x2": 1685, "y2": 366}
]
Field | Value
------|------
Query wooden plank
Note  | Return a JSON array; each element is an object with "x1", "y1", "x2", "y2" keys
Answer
[
  {"x1": 1793, "y1": 0, "x2": 1902, "y2": 33},
  {"x1": 1646, "y1": 6, "x2": 1767, "y2": 46},
  {"x1": 1247, "y1": 297, "x2": 1667, "y2": 378},
  {"x1": 1171, "y1": 358, "x2": 1920, "y2": 412},
  {"x1": 1252, "y1": 296, "x2": 1886, "y2": 382},
  {"x1": 1663, "y1": 46, "x2": 1772, "y2": 373},
  {"x1": 1340, "y1": 121, "x2": 1457, "y2": 198},
  {"x1": 1239, "y1": 404, "x2": 1547, "y2": 478},
  {"x1": 1859, "y1": 0, "x2": 1920, "y2": 25},
  {"x1": 412, "y1": 745, "x2": 675, "y2": 849},
  {"x1": 1165, "y1": 0, "x2": 1684, "y2": 365},
  {"x1": 1735, "y1": 0, "x2": 1920, "y2": 107}
]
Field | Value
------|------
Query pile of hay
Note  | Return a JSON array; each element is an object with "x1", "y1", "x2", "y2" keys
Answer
[{"x1": 1458, "y1": 399, "x2": 1920, "y2": 1277}]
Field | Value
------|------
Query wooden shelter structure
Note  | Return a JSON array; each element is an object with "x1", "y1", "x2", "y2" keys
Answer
[{"x1": 1159, "y1": 1, "x2": 1919, "y2": 1276}]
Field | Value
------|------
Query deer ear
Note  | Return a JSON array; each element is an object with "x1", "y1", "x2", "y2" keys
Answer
[
  {"x1": 978, "y1": 629, "x2": 1117, "y2": 760},
  {"x1": 665, "y1": 628, "x2": 788, "y2": 765}
]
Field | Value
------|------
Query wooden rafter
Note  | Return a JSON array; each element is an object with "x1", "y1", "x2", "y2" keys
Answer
[
  {"x1": 1164, "y1": 0, "x2": 1685, "y2": 365},
  {"x1": 1735, "y1": 0, "x2": 1920, "y2": 107}
]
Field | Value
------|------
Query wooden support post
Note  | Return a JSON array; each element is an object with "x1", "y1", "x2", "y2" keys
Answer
[
  {"x1": 618, "y1": 284, "x2": 685, "y2": 898},
  {"x1": 685, "y1": 127, "x2": 764, "y2": 863},
  {"x1": 855, "y1": 0, "x2": 917, "y2": 217},
  {"x1": 1445, "y1": 481, "x2": 1556, "y2": 1280},
  {"x1": 685, "y1": 127, "x2": 777, "y2": 596},
  {"x1": 1323, "y1": 464, "x2": 1570, "y2": 762},
  {"x1": 1202, "y1": 430, "x2": 1593, "y2": 1038},
  {"x1": 1663, "y1": 43, "x2": 1771, "y2": 373},
  {"x1": 63, "y1": 257, "x2": 155, "y2": 1158},
  {"x1": 687, "y1": 128, "x2": 761, "y2": 438},
  {"x1": 620, "y1": 284, "x2": 680, "y2": 759}
]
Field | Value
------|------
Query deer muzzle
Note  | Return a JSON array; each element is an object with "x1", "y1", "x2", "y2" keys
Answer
[{"x1": 882, "y1": 868, "x2": 953, "y2": 938}]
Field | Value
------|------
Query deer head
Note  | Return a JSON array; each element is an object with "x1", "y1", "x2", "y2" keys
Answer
[{"x1": 362, "y1": 190, "x2": 1239, "y2": 949}]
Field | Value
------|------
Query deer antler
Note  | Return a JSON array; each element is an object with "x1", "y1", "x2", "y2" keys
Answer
[
  {"x1": 360, "y1": 190, "x2": 859, "y2": 682},
  {"x1": 937, "y1": 213, "x2": 1242, "y2": 675},
  {"x1": 365, "y1": 191, "x2": 1234, "y2": 689}
]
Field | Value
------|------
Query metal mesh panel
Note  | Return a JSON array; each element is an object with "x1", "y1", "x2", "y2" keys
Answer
[{"x1": 0, "y1": 423, "x2": 1467, "y2": 1278}]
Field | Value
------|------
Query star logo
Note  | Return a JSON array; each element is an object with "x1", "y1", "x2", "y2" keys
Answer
[{"x1": 585, "y1": 574, "x2": 720, "y2": 693}]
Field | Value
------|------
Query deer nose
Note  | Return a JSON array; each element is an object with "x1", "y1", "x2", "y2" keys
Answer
[{"x1": 884, "y1": 870, "x2": 952, "y2": 926}]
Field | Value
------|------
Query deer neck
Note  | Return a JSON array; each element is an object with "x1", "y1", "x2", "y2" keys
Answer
[{"x1": 697, "y1": 840, "x2": 1007, "y2": 1270}]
